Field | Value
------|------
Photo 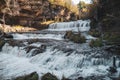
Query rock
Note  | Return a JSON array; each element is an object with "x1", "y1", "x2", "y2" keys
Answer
[
  {"x1": 4, "y1": 34, "x2": 13, "y2": 39},
  {"x1": 25, "y1": 45, "x2": 46, "y2": 56},
  {"x1": 105, "y1": 45, "x2": 120, "y2": 55},
  {"x1": 0, "y1": 0, "x2": 77, "y2": 29},
  {"x1": 0, "y1": 31, "x2": 13, "y2": 39},
  {"x1": 24, "y1": 46, "x2": 37, "y2": 53},
  {"x1": 41, "y1": 73, "x2": 58, "y2": 80},
  {"x1": 64, "y1": 31, "x2": 86, "y2": 43},
  {"x1": 107, "y1": 67, "x2": 117, "y2": 73},
  {"x1": 0, "y1": 39, "x2": 6, "y2": 51},
  {"x1": 89, "y1": 39, "x2": 103, "y2": 48},
  {"x1": 76, "y1": 77, "x2": 84, "y2": 80},
  {"x1": 14, "y1": 72, "x2": 39, "y2": 80},
  {"x1": 32, "y1": 45, "x2": 46, "y2": 56}
]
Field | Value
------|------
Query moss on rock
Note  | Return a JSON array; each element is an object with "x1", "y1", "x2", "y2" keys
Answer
[
  {"x1": 89, "y1": 39, "x2": 103, "y2": 47},
  {"x1": 41, "y1": 73, "x2": 58, "y2": 80},
  {"x1": 14, "y1": 72, "x2": 39, "y2": 80},
  {"x1": 64, "y1": 31, "x2": 86, "y2": 43}
]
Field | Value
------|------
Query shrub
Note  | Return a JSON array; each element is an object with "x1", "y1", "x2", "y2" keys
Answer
[
  {"x1": 89, "y1": 39, "x2": 103, "y2": 47},
  {"x1": 41, "y1": 73, "x2": 58, "y2": 80},
  {"x1": 64, "y1": 31, "x2": 86, "y2": 43},
  {"x1": 64, "y1": 31, "x2": 73, "y2": 39}
]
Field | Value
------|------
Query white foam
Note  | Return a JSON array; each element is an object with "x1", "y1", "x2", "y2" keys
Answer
[
  {"x1": 0, "y1": 46, "x2": 113, "y2": 79},
  {"x1": 12, "y1": 33, "x2": 64, "y2": 40},
  {"x1": 48, "y1": 20, "x2": 90, "y2": 32}
]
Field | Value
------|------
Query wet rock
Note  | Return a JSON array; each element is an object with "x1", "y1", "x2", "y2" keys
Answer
[
  {"x1": 107, "y1": 67, "x2": 117, "y2": 73},
  {"x1": 62, "y1": 78, "x2": 71, "y2": 80},
  {"x1": 25, "y1": 46, "x2": 37, "y2": 53},
  {"x1": 32, "y1": 45, "x2": 46, "y2": 56},
  {"x1": 0, "y1": 39, "x2": 6, "y2": 51},
  {"x1": 76, "y1": 77, "x2": 84, "y2": 80},
  {"x1": 7, "y1": 40, "x2": 25, "y2": 47},
  {"x1": 25, "y1": 45, "x2": 46, "y2": 56},
  {"x1": 3, "y1": 34, "x2": 13, "y2": 39},
  {"x1": 105, "y1": 45, "x2": 120, "y2": 55},
  {"x1": 61, "y1": 76, "x2": 71, "y2": 80},
  {"x1": 14, "y1": 72, "x2": 39, "y2": 80},
  {"x1": 0, "y1": 32, "x2": 13, "y2": 39},
  {"x1": 64, "y1": 31, "x2": 86, "y2": 43},
  {"x1": 63, "y1": 48, "x2": 74, "y2": 53},
  {"x1": 41, "y1": 73, "x2": 58, "y2": 80}
]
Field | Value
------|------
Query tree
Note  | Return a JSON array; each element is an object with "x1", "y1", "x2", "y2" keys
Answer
[{"x1": 78, "y1": 1, "x2": 86, "y2": 10}]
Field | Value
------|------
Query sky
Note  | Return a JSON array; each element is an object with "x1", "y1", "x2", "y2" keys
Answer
[{"x1": 72, "y1": 0, "x2": 92, "y2": 4}]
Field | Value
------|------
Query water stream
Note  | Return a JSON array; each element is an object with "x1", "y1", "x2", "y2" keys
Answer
[{"x1": 0, "y1": 20, "x2": 120, "y2": 80}]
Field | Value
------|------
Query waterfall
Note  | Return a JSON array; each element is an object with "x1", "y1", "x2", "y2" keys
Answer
[
  {"x1": 11, "y1": 33, "x2": 64, "y2": 40},
  {"x1": 48, "y1": 20, "x2": 90, "y2": 32},
  {"x1": 0, "y1": 20, "x2": 120, "y2": 80},
  {"x1": 0, "y1": 43, "x2": 120, "y2": 80}
]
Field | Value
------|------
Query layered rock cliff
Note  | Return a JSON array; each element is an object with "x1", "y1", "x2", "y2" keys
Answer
[{"x1": 0, "y1": 0, "x2": 77, "y2": 27}]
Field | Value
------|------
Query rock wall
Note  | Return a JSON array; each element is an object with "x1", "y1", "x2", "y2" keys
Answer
[{"x1": 0, "y1": 0, "x2": 77, "y2": 27}]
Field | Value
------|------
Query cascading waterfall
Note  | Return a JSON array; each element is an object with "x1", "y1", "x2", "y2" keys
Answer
[
  {"x1": 48, "y1": 20, "x2": 90, "y2": 32},
  {"x1": 0, "y1": 20, "x2": 120, "y2": 80}
]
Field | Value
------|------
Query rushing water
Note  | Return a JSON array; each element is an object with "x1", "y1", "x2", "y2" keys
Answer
[{"x1": 0, "y1": 20, "x2": 120, "y2": 80}]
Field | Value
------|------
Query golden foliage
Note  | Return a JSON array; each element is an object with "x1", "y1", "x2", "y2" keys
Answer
[{"x1": 48, "y1": 0, "x2": 78, "y2": 14}]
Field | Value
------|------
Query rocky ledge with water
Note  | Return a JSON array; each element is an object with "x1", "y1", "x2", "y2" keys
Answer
[{"x1": 0, "y1": 20, "x2": 120, "y2": 80}]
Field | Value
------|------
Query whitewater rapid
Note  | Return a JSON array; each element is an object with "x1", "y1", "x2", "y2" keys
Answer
[{"x1": 0, "y1": 20, "x2": 120, "y2": 80}]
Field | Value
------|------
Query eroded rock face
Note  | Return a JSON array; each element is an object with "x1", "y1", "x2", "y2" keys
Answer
[{"x1": 0, "y1": 0, "x2": 77, "y2": 27}]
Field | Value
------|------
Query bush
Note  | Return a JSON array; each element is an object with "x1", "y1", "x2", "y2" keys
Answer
[
  {"x1": 41, "y1": 73, "x2": 58, "y2": 80},
  {"x1": 64, "y1": 31, "x2": 86, "y2": 43},
  {"x1": 89, "y1": 39, "x2": 103, "y2": 47}
]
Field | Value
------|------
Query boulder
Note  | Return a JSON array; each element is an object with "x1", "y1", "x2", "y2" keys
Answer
[
  {"x1": 41, "y1": 73, "x2": 58, "y2": 80},
  {"x1": 64, "y1": 31, "x2": 86, "y2": 43},
  {"x1": 14, "y1": 72, "x2": 39, "y2": 80},
  {"x1": 107, "y1": 67, "x2": 117, "y2": 73},
  {"x1": 25, "y1": 45, "x2": 46, "y2": 56},
  {"x1": 0, "y1": 39, "x2": 6, "y2": 51}
]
